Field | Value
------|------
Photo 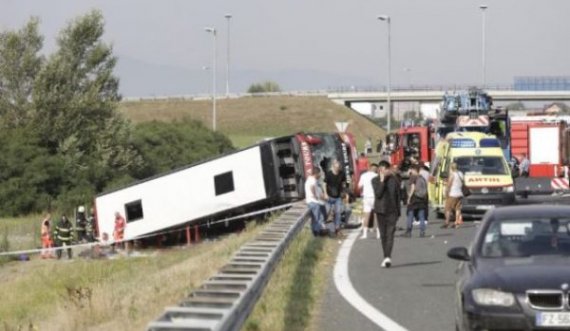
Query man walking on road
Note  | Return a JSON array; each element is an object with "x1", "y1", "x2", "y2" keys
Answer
[
  {"x1": 372, "y1": 160, "x2": 401, "y2": 268},
  {"x1": 358, "y1": 163, "x2": 380, "y2": 239},
  {"x1": 403, "y1": 165, "x2": 428, "y2": 238}
]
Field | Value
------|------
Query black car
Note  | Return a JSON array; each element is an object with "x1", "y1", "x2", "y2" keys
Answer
[{"x1": 448, "y1": 205, "x2": 570, "y2": 331}]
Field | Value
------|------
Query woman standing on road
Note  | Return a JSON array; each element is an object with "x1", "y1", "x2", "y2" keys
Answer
[{"x1": 443, "y1": 162, "x2": 464, "y2": 229}]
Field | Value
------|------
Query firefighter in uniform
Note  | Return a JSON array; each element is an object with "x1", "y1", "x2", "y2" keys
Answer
[
  {"x1": 40, "y1": 214, "x2": 54, "y2": 259},
  {"x1": 54, "y1": 215, "x2": 74, "y2": 259},
  {"x1": 86, "y1": 208, "x2": 96, "y2": 242},
  {"x1": 76, "y1": 206, "x2": 88, "y2": 242}
]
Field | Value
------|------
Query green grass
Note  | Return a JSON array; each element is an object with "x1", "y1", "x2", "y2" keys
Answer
[
  {"x1": 242, "y1": 226, "x2": 338, "y2": 331},
  {"x1": 119, "y1": 96, "x2": 385, "y2": 151},
  {"x1": 0, "y1": 221, "x2": 268, "y2": 331},
  {"x1": 0, "y1": 215, "x2": 41, "y2": 252}
]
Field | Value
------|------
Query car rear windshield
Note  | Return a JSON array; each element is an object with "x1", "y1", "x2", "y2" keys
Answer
[
  {"x1": 454, "y1": 156, "x2": 508, "y2": 175},
  {"x1": 480, "y1": 218, "x2": 570, "y2": 258}
]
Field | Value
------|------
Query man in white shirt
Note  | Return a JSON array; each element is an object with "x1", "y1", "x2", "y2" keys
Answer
[
  {"x1": 519, "y1": 153, "x2": 530, "y2": 177},
  {"x1": 305, "y1": 167, "x2": 327, "y2": 236},
  {"x1": 358, "y1": 163, "x2": 380, "y2": 239}
]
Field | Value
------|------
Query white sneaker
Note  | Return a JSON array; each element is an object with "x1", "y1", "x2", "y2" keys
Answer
[
  {"x1": 360, "y1": 229, "x2": 368, "y2": 239},
  {"x1": 376, "y1": 228, "x2": 381, "y2": 239},
  {"x1": 381, "y1": 257, "x2": 392, "y2": 268}
]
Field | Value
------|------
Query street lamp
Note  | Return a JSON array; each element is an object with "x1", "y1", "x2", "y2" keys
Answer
[
  {"x1": 205, "y1": 27, "x2": 217, "y2": 131},
  {"x1": 480, "y1": 5, "x2": 488, "y2": 88},
  {"x1": 202, "y1": 66, "x2": 210, "y2": 96},
  {"x1": 224, "y1": 14, "x2": 232, "y2": 97},
  {"x1": 377, "y1": 15, "x2": 392, "y2": 132}
]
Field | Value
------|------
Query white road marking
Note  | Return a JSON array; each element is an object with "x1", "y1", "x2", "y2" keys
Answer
[{"x1": 333, "y1": 231, "x2": 408, "y2": 331}]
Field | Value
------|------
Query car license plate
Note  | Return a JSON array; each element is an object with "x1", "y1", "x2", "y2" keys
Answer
[
  {"x1": 537, "y1": 312, "x2": 570, "y2": 327},
  {"x1": 476, "y1": 205, "x2": 494, "y2": 210}
]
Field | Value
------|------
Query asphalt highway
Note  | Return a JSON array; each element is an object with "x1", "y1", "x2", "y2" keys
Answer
[{"x1": 317, "y1": 195, "x2": 570, "y2": 331}]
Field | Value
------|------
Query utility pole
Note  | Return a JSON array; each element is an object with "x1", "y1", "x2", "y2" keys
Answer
[
  {"x1": 205, "y1": 27, "x2": 217, "y2": 131},
  {"x1": 378, "y1": 15, "x2": 392, "y2": 132},
  {"x1": 480, "y1": 5, "x2": 488, "y2": 88},
  {"x1": 225, "y1": 14, "x2": 232, "y2": 97}
]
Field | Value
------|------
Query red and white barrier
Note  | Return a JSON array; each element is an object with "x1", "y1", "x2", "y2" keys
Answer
[{"x1": 551, "y1": 178, "x2": 570, "y2": 190}]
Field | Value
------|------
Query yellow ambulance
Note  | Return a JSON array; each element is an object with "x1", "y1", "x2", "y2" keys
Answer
[{"x1": 428, "y1": 131, "x2": 515, "y2": 217}]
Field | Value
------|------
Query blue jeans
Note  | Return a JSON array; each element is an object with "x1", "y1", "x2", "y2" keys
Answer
[
  {"x1": 308, "y1": 202, "x2": 326, "y2": 236},
  {"x1": 407, "y1": 208, "x2": 426, "y2": 232},
  {"x1": 327, "y1": 197, "x2": 343, "y2": 229}
]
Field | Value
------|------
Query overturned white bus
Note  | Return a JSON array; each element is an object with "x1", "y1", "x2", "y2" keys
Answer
[{"x1": 94, "y1": 132, "x2": 360, "y2": 241}]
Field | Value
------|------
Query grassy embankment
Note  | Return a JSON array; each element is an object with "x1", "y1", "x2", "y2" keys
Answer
[
  {"x1": 0, "y1": 215, "x2": 40, "y2": 264},
  {"x1": 0, "y1": 217, "x2": 340, "y2": 331},
  {"x1": 0, "y1": 220, "x2": 267, "y2": 331},
  {"x1": 0, "y1": 96, "x2": 368, "y2": 329},
  {"x1": 119, "y1": 95, "x2": 385, "y2": 150},
  {"x1": 242, "y1": 228, "x2": 339, "y2": 331}
]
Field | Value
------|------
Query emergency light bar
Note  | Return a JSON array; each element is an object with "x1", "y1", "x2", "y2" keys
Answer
[
  {"x1": 450, "y1": 139, "x2": 476, "y2": 148},
  {"x1": 479, "y1": 138, "x2": 501, "y2": 148}
]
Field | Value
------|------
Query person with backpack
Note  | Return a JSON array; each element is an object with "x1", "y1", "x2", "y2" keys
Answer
[{"x1": 403, "y1": 164, "x2": 428, "y2": 238}]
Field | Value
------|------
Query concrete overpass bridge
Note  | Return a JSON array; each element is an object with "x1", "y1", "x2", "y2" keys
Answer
[
  {"x1": 327, "y1": 88, "x2": 570, "y2": 119},
  {"x1": 328, "y1": 89, "x2": 570, "y2": 105}
]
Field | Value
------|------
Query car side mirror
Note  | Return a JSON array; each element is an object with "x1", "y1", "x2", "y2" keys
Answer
[{"x1": 447, "y1": 247, "x2": 470, "y2": 261}]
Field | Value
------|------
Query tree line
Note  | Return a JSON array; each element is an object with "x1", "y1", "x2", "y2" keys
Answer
[{"x1": 0, "y1": 11, "x2": 233, "y2": 216}]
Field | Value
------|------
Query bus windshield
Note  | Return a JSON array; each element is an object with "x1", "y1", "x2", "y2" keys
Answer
[{"x1": 454, "y1": 156, "x2": 508, "y2": 175}]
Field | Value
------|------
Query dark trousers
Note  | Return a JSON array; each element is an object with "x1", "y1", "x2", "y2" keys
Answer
[
  {"x1": 56, "y1": 240, "x2": 73, "y2": 259},
  {"x1": 376, "y1": 213, "x2": 398, "y2": 258}
]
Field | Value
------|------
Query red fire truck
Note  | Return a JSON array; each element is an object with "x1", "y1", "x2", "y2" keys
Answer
[
  {"x1": 510, "y1": 116, "x2": 570, "y2": 177},
  {"x1": 384, "y1": 123, "x2": 435, "y2": 171}
]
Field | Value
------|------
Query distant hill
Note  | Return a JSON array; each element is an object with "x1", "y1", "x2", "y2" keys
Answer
[
  {"x1": 115, "y1": 56, "x2": 375, "y2": 96},
  {"x1": 119, "y1": 96, "x2": 385, "y2": 149}
]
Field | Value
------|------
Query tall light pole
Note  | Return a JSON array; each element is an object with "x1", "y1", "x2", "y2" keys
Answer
[
  {"x1": 480, "y1": 5, "x2": 488, "y2": 88},
  {"x1": 205, "y1": 27, "x2": 217, "y2": 131},
  {"x1": 224, "y1": 14, "x2": 232, "y2": 97},
  {"x1": 378, "y1": 15, "x2": 392, "y2": 132},
  {"x1": 202, "y1": 66, "x2": 210, "y2": 96}
]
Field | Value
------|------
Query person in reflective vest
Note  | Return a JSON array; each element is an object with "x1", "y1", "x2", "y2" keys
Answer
[
  {"x1": 113, "y1": 212, "x2": 126, "y2": 249},
  {"x1": 54, "y1": 215, "x2": 73, "y2": 259},
  {"x1": 40, "y1": 214, "x2": 54, "y2": 259}
]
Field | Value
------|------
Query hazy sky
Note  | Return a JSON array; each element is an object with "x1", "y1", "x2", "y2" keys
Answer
[{"x1": 1, "y1": 0, "x2": 569, "y2": 94}]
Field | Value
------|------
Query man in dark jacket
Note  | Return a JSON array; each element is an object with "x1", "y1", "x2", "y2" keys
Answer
[
  {"x1": 54, "y1": 215, "x2": 74, "y2": 259},
  {"x1": 372, "y1": 160, "x2": 401, "y2": 268}
]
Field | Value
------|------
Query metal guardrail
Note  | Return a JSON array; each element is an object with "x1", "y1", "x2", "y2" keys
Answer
[{"x1": 147, "y1": 203, "x2": 309, "y2": 331}]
